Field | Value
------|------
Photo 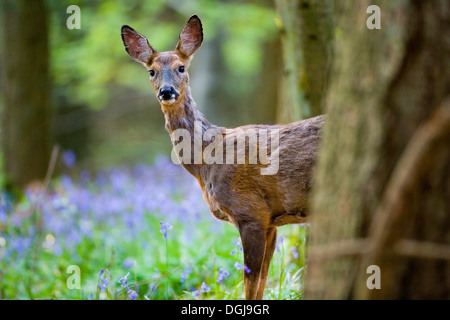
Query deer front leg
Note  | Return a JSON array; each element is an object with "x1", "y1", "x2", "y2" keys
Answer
[{"x1": 239, "y1": 222, "x2": 268, "y2": 300}]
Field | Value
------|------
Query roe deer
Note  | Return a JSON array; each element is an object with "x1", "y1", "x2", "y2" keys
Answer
[{"x1": 121, "y1": 15, "x2": 325, "y2": 300}]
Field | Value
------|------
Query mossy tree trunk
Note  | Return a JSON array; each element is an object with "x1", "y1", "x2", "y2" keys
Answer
[
  {"x1": 275, "y1": 0, "x2": 334, "y2": 122},
  {"x1": 306, "y1": 0, "x2": 450, "y2": 299}
]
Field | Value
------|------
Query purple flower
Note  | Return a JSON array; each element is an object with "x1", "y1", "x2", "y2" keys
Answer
[
  {"x1": 122, "y1": 258, "x2": 136, "y2": 269},
  {"x1": 190, "y1": 286, "x2": 200, "y2": 297},
  {"x1": 230, "y1": 239, "x2": 243, "y2": 256},
  {"x1": 98, "y1": 269, "x2": 110, "y2": 292},
  {"x1": 236, "y1": 239, "x2": 243, "y2": 252},
  {"x1": 180, "y1": 265, "x2": 191, "y2": 283},
  {"x1": 0, "y1": 195, "x2": 13, "y2": 222},
  {"x1": 118, "y1": 273, "x2": 139, "y2": 300},
  {"x1": 118, "y1": 272, "x2": 130, "y2": 288},
  {"x1": 200, "y1": 282, "x2": 210, "y2": 293},
  {"x1": 159, "y1": 221, "x2": 173, "y2": 239},
  {"x1": 290, "y1": 246, "x2": 299, "y2": 259},
  {"x1": 62, "y1": 150, "x2": 76, "y2": 167},
  {"x1": 276, "y1": 235, "x2": 285, "y2": 253},
  {"x1": 127, "y1": 286, "x2": 139, "y2": 300},
  {"x1": 216, "y1": 268, "x2": 230, "y2": 284},
  {"x1": 234, "y1": 262, "x2": 250, "y2": 274}
]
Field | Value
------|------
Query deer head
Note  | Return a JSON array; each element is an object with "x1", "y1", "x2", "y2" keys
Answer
[{"x1": 121, "y1": 15, "x2": 203, "y2": 106}]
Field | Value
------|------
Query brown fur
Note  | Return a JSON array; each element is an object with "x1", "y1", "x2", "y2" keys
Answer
[{"x1": 121, "y1": 15, "x2": 325, "y2": 299}]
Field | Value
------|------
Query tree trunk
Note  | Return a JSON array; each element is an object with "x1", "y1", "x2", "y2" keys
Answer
[
  {"x1": 275, "y1": 0, "x2": 333, "y2": 123},
  {"x1": 0, "y1": 0, "x2": 51, "y2": 188},
  {"x1": 245, "y1": 37, "x2": 282, "y2": 125},
  {"x1": 306, "y1": 0, "x2": 450, "y2": 299}
]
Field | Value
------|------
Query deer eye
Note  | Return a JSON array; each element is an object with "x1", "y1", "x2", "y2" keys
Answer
[
  {"x1": 178, "y1": 66, "x2": 185, "y2": 73},
  {"x1": 149, "y1": 70, "x2": 155, "y2": 77}
]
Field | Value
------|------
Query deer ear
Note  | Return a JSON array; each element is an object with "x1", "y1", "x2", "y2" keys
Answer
[
  {"x1": 121, "y1": 25, "x2": 156, "y2": 65},
  {"x1": 176, "y1": 15, "x2": 203, "y2": 57}
]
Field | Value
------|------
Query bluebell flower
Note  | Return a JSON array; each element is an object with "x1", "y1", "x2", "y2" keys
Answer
[
  {"x1": 118, "y1": 272, "x2": 130, "y2": 288},
  {"x1": 236, "y1": 239, "x2": 243, "y2": 252},
  {"x1": 244, "y1": 265, "x2": 251, "y2": 274},
  {"x1": 290, "y1": 246, "x2": 299, "y2": 259},
  {"x1": 62, "y1": 150, "x2": 76, "y2": 167},
  {"x1": 127, "y1": 286, "x2": 139, "y2": 300},
  {"x1": 0, "y1": 206, "x2": 6, "y2": 224},
  {"x1": 200, "y1": 282, "x2": 210, "y2": 293},
  {"x1": 159, "y1": 221, "x2": 173, "y2": 239},
  {"x1": 122, "y1": 258, "x2": 136, "y2": 269},
  {"x1": 230, "y1": 249, "x2": 237, "y2": 256},
  {"x1": 276, "y1": 235, "x2": 285, "y2": 253},
  {"x1": 190, "y1": 285, "x2": 201, "y2": 297},
  {"x1": 128, "y1": 289, "x2": 138, "y2": 300},
  {"x1": 98, "y1": 269, "x2": 110, "y2": 292},
  {"x1": 234, "y1": 262, "x2": 242, "y2": 271},
  {"x1": 53, "y1": 243, "x2": 63, "y2": 256},
  {"x1": 118, "y1": 273, "x2": 139, "y2": 300},
  {"x1": 0, "y1": 195, "x2": 13, "y2": 224},
  {"x1": 216, "y1": 268, "x2": 230, "y2": 284},
  {"x1": 180, "y1": 265, "x2": 191, "y2": 283},
  {"x1": 0, "y1": 156, "x2": 224, "y2": 300}
]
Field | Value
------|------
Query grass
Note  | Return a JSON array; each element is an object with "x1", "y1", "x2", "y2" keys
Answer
[{"x1": 0, "y1": 155, "x2": 306, "y2": 300}]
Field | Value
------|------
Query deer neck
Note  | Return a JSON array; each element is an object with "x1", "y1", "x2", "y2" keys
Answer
[{"x1": 160, "y1": 84, "x2": 222, "y2": 177}]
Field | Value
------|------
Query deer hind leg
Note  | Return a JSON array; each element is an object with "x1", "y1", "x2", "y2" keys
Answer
[
  {"x1": 239, "y1": 222, "x2": 277, "y2": 300},
  {"x1": 239, "y1": 222, "x2": 266, "y2": 300},
  {"x1": 256, "y1": 226, "x2": 277, "y2": 299}
]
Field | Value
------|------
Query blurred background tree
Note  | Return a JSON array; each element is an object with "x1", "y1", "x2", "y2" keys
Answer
[
  {"x1": 0, "y1": 0, "x2": 289, "y2": 189},
  {"x1": 0, "y1": 0, "x2": 51, "y2": 189},
  {"x1": 0, "y1": 0, "x2": 335, "y2": 190}
]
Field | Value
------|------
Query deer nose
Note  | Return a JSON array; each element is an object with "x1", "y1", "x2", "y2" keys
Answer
[{"x1": 159, "y1": 87, "x2": 176, "y2": 100}]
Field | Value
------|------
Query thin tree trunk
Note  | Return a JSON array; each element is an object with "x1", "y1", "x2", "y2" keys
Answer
[
  {"x1": 275, "y1": 0, "x2": 333, "y2": 123},
  {"x1": 306, "y1": 0, "x2": 450, "y2": 299},
  {"x1": 245, "y1": 37, "x2": 282, "y2": 125},
  {"x1": 1, "y1": 0, "x2": 51, "y2": 188}
]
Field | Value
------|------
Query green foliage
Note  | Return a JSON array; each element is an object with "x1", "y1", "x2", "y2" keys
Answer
[{"x1": 48, "y1": 0, "x2": 277, "y2": 110}]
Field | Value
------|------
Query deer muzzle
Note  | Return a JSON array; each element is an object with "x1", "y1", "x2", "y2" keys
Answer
[{"x1": 158, "y1": 86, "x2": 179, "y2": 104}]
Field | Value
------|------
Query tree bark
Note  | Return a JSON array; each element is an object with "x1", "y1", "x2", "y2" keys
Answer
[
  {"x1": 306, "y1": 0, "x2": 450, "y2": 299},
  {"x1": 275, "y1": 0, "x2": 333, "y2": 122},
  {"x1": 0, "y1": 0, "x2": 51, "y2": 188}
]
